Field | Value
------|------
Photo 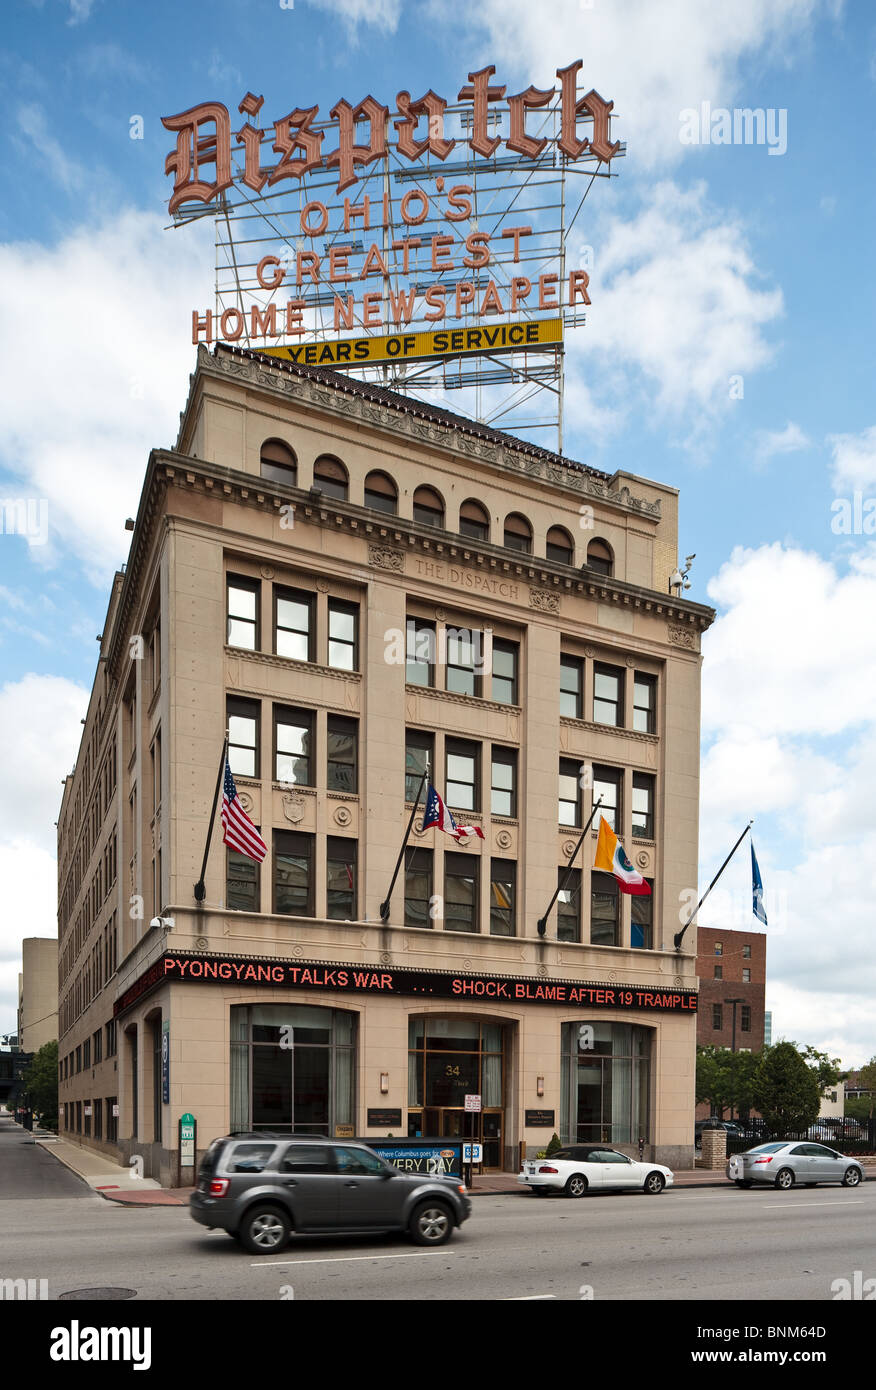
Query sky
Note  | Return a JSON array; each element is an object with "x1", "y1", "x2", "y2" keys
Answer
[{"x1": 1, "y1": 0, "x2": 875, "y2": 1067}]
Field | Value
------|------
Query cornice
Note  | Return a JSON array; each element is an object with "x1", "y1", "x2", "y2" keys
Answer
[
  {"x1": 560, "y1": 716, "x2": 659, "y2": 746},
  {"x1": 405, "y1": 683, "x2": 521, "y2": 717},
  {"x1": 224, "y1": 646, "x2": 362, "y2": 685},
  {"x1": 201, "y1": 347, "x2": 662, "y2": 521},
  {"x1": 158, "y1": 456, "x2": 714, "y2": 630}
]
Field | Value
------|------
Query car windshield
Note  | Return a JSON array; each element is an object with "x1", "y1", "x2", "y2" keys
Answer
[{"x1": 747, "y1": 1142, "x2": 786, "y2": 1154}]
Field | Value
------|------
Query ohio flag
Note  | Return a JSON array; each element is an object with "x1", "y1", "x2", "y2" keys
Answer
[
  {"x1": 421, "y1": 784, "x2": 485, "y2": 843},
  {"x1": 593, "y1": 816, "x2": 651, "y2": 895}
]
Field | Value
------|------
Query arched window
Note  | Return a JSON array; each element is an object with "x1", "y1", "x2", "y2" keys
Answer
[
  {"x1": 546, "y1": 526, "x2": 574, "y2": 564},
  {"x1": 364, "y1": 470, "x2": 398, "y2": 514},
  {"x1": 587, "y1": 538, "x2": 614, "y2": 577},
  {"x1": 504, "y1": 512, "x2": 532, "y2": 554},
  {"x1": 413, "y1": 486, "x2": 444, "y2": 528},
  {"x1": 459, "y1": 499, "x2": 489, "y2": 542},
  {"x1": 260, "y1": 439, "x2": 298, "y2": 487},
  {"x1": 312, "y1": 455, "x2": 348, "y2": 501}
]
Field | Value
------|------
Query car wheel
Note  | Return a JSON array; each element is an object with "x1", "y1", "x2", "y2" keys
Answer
[
  {"x1": 409, "y1": 1201, "x2": 454, "y2": 1246},
  {"x1": 643, "y1": 1171, "x2": 665, "y2": 1195},
  {"x1": 238, "y1": 1205, "x2": 291, "y2": 1255},
  {"x1": 842, "y1": 1167, "x2": 863, "y2": 1188},
  {"x1": 735, "y1": 1180, "x2": 752, "y2": 1189},
  {"x1": 564, "y1": 1173, "x2": 588, "y2": 1198},
  {"x1": 774, "y1": 1168, "x2": 795, "y2": 1191}
]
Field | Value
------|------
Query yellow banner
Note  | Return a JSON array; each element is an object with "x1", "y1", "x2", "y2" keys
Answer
[{"x1": 258, "y1": 318, "x2": 563, "y2": 369}]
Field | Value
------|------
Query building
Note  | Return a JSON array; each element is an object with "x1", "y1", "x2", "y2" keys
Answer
[
  {"x1": 695, "y1": 926, "x2": 766, "y2": 1053},
  {"x1": 17, "y1": 938, "x2": 58, "y2": 1054},
  {"x1": 57, "y1": 344, "x2": 714, "y2": 1182}
]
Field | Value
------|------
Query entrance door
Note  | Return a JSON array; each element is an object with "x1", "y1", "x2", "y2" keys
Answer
[{"x1": 421, "y1": 1109, "x2": 502, "y2": 1170}]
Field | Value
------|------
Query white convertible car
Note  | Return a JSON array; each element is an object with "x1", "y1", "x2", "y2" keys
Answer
[{"x1": 519, "y1": 1144, "x2": 674, "y2": 1197}]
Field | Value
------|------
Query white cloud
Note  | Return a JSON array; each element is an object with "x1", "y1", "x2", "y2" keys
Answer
[
  {"x1": 828, "y1": 424, "x2": 876, "y2": 492},
  {"x1": 305, "y1": 0, "x2": 401, "y2": 35},
  {"x1": 703, "y1": 543, "x2": 876, "y2": 737},
  {"x1": 754, "y1": 420, "x2": 810, "y2": 463},
  {"x1": 17, "y1": 104, "x2": 88, "y2": 192},
  {"x1": 0, "y1": 675, "x2": 87, "y2": 850},
  {"x1": 67, "y1": 0, "x2": 95, "y2": 25},
  {"x1": 0, "y1": 842, "x2": 59, "y2": 1035},
  {"x1": 0, "y1": 209, "x2": 213, "y2": 582},
  {"x1": 442, "y1": 0, "x2": 830, "y2": 170},
  {"x1": 577, "y1": 182, "x2": 783, "y2": 419},
  {"x1": 697, "y1": 541, "x2": 876, "y2": 1060}
]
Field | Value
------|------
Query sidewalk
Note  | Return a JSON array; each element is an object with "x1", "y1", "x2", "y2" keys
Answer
[{"x1": 35, "y1": 1135, "x2": 876, "y2": 1207}]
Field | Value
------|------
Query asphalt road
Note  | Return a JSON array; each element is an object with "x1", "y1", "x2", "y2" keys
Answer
[{"x1": 1, "y1": 1173, "x2": 873, "y2": 1302}]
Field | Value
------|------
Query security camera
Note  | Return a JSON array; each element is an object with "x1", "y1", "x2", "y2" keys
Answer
[
  {"x1": 150, "y1": 917, "x2": 161, "y2": 930},
  {"x1": 150, "y1": 915, "x2": 175, "y2": 932}
]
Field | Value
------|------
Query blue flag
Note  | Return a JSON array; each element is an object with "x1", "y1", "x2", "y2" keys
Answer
[{"x1": 751, "y1": 842, "x2": 767, "y2": 925}]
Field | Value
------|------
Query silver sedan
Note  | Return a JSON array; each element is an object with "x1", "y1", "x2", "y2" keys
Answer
[{"x1": 727, "y1": 1141, "x2": 865, "y2": 1190}]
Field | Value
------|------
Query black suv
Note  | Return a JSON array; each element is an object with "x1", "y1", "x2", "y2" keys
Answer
[{"x1": 190, "y1": 1134, "x2": 472, "y2": 1253}]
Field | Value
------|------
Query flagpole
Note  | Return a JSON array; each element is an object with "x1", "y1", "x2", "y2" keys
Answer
[
  {"x1": 536, "y1": 798, "x2": 603, "y2": 937},
  {"x1": 673, "y1": 820, "x2": 753, "y2": 951},
  {"x1": 379, "y1": 765, "x2": 429, "y2": 924},
  {"x1": 194, "y1": 734, "x2": 229, "y2": 904}
]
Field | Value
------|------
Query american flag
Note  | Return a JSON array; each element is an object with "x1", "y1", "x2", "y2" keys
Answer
[
  {"x1": 221, "y1": 758, "x2": 267, "y2": 863},
  {"x1": 421, "y1": 784, "x2": 485, "y2": 843}
]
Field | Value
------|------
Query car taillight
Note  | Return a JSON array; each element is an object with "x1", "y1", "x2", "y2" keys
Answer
[
  {"x1": 209, "y1": 1179, "x2": 230, "y2": 1196},
  {"x1": 538, "y1": 1165, "x2": 559, "y2": 1174},
  {"x1": 752, "y1": 1157, "x2": 773, "y2": 1165}
]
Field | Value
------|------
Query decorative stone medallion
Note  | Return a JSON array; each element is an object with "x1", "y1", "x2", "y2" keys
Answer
[{"x1": 282, "y1": 792, "x2": 305, "y2": 824}]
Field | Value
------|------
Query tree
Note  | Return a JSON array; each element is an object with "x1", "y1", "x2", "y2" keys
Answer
[
  {"x1": 19, "y1": 1041, "x2": 58, "y2": 1131},
  {"x1": 800, "y1": 1045, "x2": 842, "y2": 1092},
  {"x1": 752, "y1": 1041, "x2": 820, "y2": 1134},
  {"x1": 696, "y1": 1046, "x2": 761, "y2": 1117},
  {"x1": 852, "y1": 1056, "x2": 876, "y2": 1121}
]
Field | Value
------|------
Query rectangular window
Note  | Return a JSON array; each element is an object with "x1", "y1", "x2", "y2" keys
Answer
[
  {"x1": 328, "y1": 600, "x2": 358, "y2": 671},
  {"x1": 742, "y1": 944, "x2": 751, "y2": 959},
  {"x1": 593, "y1": 766, "x2": 621, "y2": 833},
  {"x1": 106, "y1": 1019, "x2": 116, "y2": 1058},
  {"x1": 93, "y1": 1029, "x2": 102, "y2": 1063},
  {"x1": 327, "y1": 837, "x2": 357, "y2": 920},
  {"x1": 83, "y1": 1039, "x2": 91, "y2": 1069},
  {"x1": 557, "y1": 868, "x2": 581, "y2": 944},
  {"x1": 490, "y1": 860, "x2": 516, "y2": 937},
  {"x1": 445, "y1": 854, "x2": 479, "y2": 933},
  {"x1": 633, "y1": 673, "x2": 656, "y2": 733},
  {"x1": 406, "y1": 618, "x2": 435, "y2": 686},
  {"x1": 559, "y1": 759, "x2": 582, "y2": 827},
  {"x1": 445, "y1": 627, "x2": 480, "y2": 697},
  {"x1": 446, "y1": 739, "x2": 479, "y2": 812},
  {"x1": 274, "y1": 706, "x2": 314, "y2": 786},
  {"x1": 405, "y1": 730, "x2": 433, "y2": 804},
  {"x1": 715, "y1": 941, "x2": 723, "y2": 956},
  {"x1": 714, "y1": 965, "x2": 723, "y2": 980},
  {"x1": 227, "y1": 576, "x2": 259, "y2": 650},
  {"x1": 594, "y1": 663, "x2": 624, "y2": 726},
  {"x1": 590, "y1": 871, "x2": 618, "y2": 946},
  {"x1": 632, "y1": 773, "x2": 655, "y2": 839},
  {"x1": 713, "y1": 1004, "x2": 723, "y2": 1029},
  {"x1": 327, "y1": 716, "x2": 357, "y2": 794},
  {"x1": 742, "y1": 968, "x2": 751, "y2": 983},
  {"x1": 560, "y1": 655, "x2": 583, "y2": 719},
  {"x1": 273, "y1": 831, "x2": 314, "y2": 916},
  {"x1": 227, "y1": 848, "x2": 260, "y2": 912},
  {"x1": 490, "y1": 746, "x2": 517, "y2": 817},
  {"x1": 404, "y1": 848, "x2": 433, "y2": 929},
  {"x1": 93, "y1": 1098, "x2": 102, "y2": 1141},
  {"x1": 228, "y1": 698, "x2": 259, "y2": 778},
  {"x1": 631, "y1": 885, "x2": 653, "y2": 949},
  {"x1": 275, "y1": 587, "x2": 314, "y2": 662},
  {"x1": 492, "y1": 639, "x2": 518, "y2": 705}
]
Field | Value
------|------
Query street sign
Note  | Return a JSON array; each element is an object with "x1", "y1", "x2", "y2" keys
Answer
[
  {"x1": 161, "y1": 1021, "x2": 170, "y2": 1104},
  {"x1": 179, "y1": 1112, "x2": 196, "y2": 1168},
  {"x1": 464, "y1": 1094, "x2": 482, "y2": 1112},
  {"x1": 462, "y1": 1143, "x2": 483, "y2": 1163}
]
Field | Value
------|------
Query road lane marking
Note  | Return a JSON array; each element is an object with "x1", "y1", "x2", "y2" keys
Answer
[
  {"x1": 250, "y1": 1251, "x2": 457, "y2": 1267},
  {"x1": 507, "y1": 1294, "x2": 557, "y2": 1300},
  {"x1": 760, "y1": 1200, "x2": 864, "y2": 1209}
]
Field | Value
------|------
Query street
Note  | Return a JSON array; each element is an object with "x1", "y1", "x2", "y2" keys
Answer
[{"x1": 1, "y1": 1122, "x2": 872, "y2": 1302}]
